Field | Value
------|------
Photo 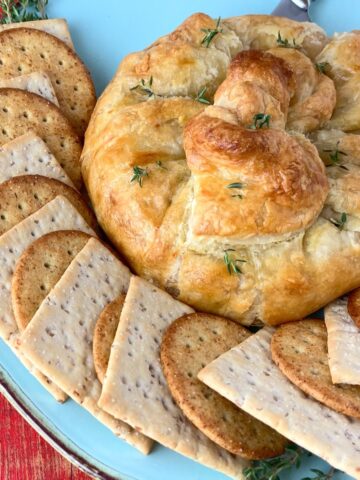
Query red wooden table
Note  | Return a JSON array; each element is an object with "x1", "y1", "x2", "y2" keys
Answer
[{"x1": 0, "y1": 393, "x2": 91, "y2": 480}]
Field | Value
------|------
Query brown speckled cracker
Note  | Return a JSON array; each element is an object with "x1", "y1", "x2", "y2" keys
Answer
[
  {"x1": 12, "y1": 230, "x2": 92, "y2": 332},
  {"x1": 161, "y1": 313, "x2": 287, "y2": 459},
  {"x1": 347, "y1": 288, "x2": 360, "y2": 328},
  {"x1": 98, "y1": 276, "x2": 249, "y2": 478},
  {"x1": 271, "y1": 319, "x2": 360, "y2": 419},
  {"x1": 0, "y1": 174, "x2": 97, "y2": 236},
  {"x1": 20, "y1": 238, "x2": 153, "y2": 455},
  {"x1": 0, "y1": 19, "x2": 74, "y2": 49},
  {"x1": 93, "y1": 294, "x2": 125, "y2": 384},
  {"x1": 0, "y1": 28, "x2": 95, "y2": 136},
  {"x1": 0, "y1": 88, "x2": 82, "y2": 187}
]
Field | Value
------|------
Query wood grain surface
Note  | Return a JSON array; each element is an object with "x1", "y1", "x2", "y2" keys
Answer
[{"x1": 0, "y1": 393, "x2": 91, "y2": 480}]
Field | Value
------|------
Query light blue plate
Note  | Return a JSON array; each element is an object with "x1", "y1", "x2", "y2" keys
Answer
[{"x1": 0, "y1": 1, "x2": 358, "y2": 479}]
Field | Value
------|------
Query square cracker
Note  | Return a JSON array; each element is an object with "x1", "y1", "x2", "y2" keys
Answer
[
  {"x1": 98, "y1": 276, "x2": 249, "y2": 479},
  {"x1": 20, "y1": 238, "x2": 153, "y2": 455},
  {"x1": 0, "y1": 72, "x2": 59, "y2": 106},
  {"x1": 325, "y1": 297, "x2": 360, "y2": 385},
  {"x1": 199, "y1": 328, "x2": 360, "y2": 479},
  {"x1": 0, "y1": 132, "x2": 73, "y2": 187},
  {"x1": 0, "y1": 195, "x2": 94, "y2": 343},
  {"x1": 0, "y1": 195, "x2": 94, "y2": 401},
  {"x1": 0, "y1": 19, "x2": 74, "y2": 49}
]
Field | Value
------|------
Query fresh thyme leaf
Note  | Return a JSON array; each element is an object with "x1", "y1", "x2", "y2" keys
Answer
[
  {"x1": 315, "y1": 62, "x2": 329, "y2": 74},
  {"x1": 249, "y1": 113, "x2": 271, "y2": 130},
  {"x1": 201, "y1": 16, "x2": 222, "y2": 48},
  {"x1": 276, "y1": 31, "x2": 298, "y2": 49},
  {"x1": 323, "y1": 141, "x2": 349, "y2": 170},
  {"x1": 195, "y1": 86, "x2": 212, "y2": 105},
  {"x1": 223, "y1": 249, "x2": 246, "y2": 276},
  {"x1": 130, "y1": 76, "x2": 157, "y2": 97},
  {"x1": 156, "y1": 160, "x2": 167, "y2": 170},
  {"x1": 243, "y1": 444, "x2": 303, "y2": 480},
  {"x1": 0, "y1": 0, "x2": 48, "y2": 23},
  {"x1": 130, "y1": 165, "x2": 148, "y2": 187},
  {"x1": 329, "y1": 212, "x2": 347, "y2": 230},
  {"x1": 227, "y1": 182, "x2": 244, "y2": 199}
]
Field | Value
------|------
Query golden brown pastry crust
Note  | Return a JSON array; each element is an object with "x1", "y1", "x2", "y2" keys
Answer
[
  {"x1": 317, "y1": 31, "x2": 360, "y2": 131},
  {"x1": 82, "y1": 13, "x2": 360, "y2": 325}
]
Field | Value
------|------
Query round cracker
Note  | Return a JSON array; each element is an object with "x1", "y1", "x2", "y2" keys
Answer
[
  {"x1": 0, "y1": 28, "x2": 96, "y2": 136},
  {"x1": 0, "y1": 88, "x2": 82, "y2": 188},
  {"x1": 348, "y1": 288, "x2": 360, "y2": 328},
  {"x1": 0, "y1": 174, "x2": 97, "y2": 235},
  {"x1": 271, "y1": 319, "x2": 360, "y2": 419},
  {"x1": 12, "y1": 230, "x2": 92, "y2": 331},
  {"x1": 160, "y1": 313, "x2": 287, "y2": 459},
  {"x1": 93, "y1": 295, "x2": 125, "y2": 384}
]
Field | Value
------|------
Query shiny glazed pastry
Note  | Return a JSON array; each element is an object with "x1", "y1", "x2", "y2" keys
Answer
[{"x1": 82, "y1": 13, "x2": 360, "y2": 325}]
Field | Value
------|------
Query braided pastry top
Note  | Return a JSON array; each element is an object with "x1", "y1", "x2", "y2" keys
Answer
[{"x1": 82, "y1": 13, "x2": 360, "y2": 325}]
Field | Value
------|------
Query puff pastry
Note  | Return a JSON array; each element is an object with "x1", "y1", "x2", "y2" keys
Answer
[{"x1": 82, "y1": 14, "x2": 360, "y2": 325}]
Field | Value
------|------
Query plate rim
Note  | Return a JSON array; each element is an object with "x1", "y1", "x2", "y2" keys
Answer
[{"x1": 0, "y1": 361, "x2": 129, "y2": 480}]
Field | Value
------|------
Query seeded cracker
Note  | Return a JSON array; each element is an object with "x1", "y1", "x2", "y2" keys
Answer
[
  {"x1": 0, "y1": 19, "x2": 74, "y2": 49},
  {"x1": 0, "y1": 195, "x2": 94, "y2": 401},
  {"x1": 0, "y1": 132, "x2": 73, "y2": 187},
  {"x1": 93, "y1": 294, "x2": 125, "y2": 384},
  {"x1": 0, "y1": 72, "x2": 59, "y2": 105},
  {"x1": 0, "y1": 28, "x2": 95, "y2": 136},
  {"x1": 0, "y1": 175, "x2": 97, "y2": 235},
  {"x1": 98, "y1": 276, "x2": 249, "y2": 479},
  {"x1": 20, "y1": 239, "x2": 153, "y2": 455},
  {"x1": 271, "y1": 319, "x2": 360, "y2": 418},
  {"x1": 12, "y1": 230, "x2": 92, "y2": 331},
  {"x1": 161, "y1": 313, "x2": 287, "y2": 459},
  {"x1": 325, "y1": 297, "x2": 360, "y2": 385},
  {"x1": 0, "y1": 88, "x2": 82, "y2": 188},
  {"x1": 199, "y1": 328, "x2": 360, "y2": 479}
]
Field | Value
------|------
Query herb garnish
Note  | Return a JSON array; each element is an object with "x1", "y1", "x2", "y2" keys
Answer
[
  {"x1": 195, "y1": 86, "x2": 212, "y2": 105},
  {"x1": 315, "y1": 62, "x2": 329, "y2": 74},
  {"x1": 249, "y1": 113, "x2": 271, "y2": 130},
  {"x1": 303, "y1": 467, "x2": 336, "y2": 480},
  {"x1": 0, "y1": 0, "x2": 48, "y2": 23},
  {"x1": 329, "y1": 212, "x2": 347, "y2": 230},
  {"x1": 130, "y1": 77, "x2": 156, "y2": 97},
  {"x1": 243, "y1": 445, "x2": 336, "y2": 480},
  {"x1": 156, "y1": 160, "x2": 167, "y2": 170},
  {"x1": 223, "y1": 249, "x2": 246, "y2": 276},
  {"x1": 276, "y1": 31, "x2": 298, "y2": 49},
  {"x1": 201, "y1": 16, "x2": 222, "y2": 48},
  {"x1": 323, "y1": 142, "x2": 349, "y2": 171},
  {"x1": 131, "y1": 166, "x2": 148, "y2": 187},
  {"x1": 227, "y1": 182, "x2": 245, "y2": 199}
]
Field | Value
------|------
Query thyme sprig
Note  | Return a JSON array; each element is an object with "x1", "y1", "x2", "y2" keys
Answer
[
  {"x1": 249, "y1": 113, "x2": 271, "y2": 130},
  {"x1": 130, "y1": 166, "x2": 148, "y2": 187},
  {"x1": 303, "y1": 467, "x2": 336, "y2": 480},
  {"x1": 277, "y1": 31, "x2": 299, "y2": 49},
  {"x1": 195, "y1": 86, "x2": 212, "y2": 105},
  {"x1": 329, "y1": 212, "x2": 347, "y2": 230},
  {"x1": 227, "y1": 182, "x2": 245, "y2": 199},
  {"x1": 223, "y1": 249, "x2": 246, "y2": 276},
  {"x1": 315, "y1": 62, "x2": 329, "y2": 74},
  {"x1": 130, "y1": 76, "x2": 156, "y2": 98},
  {"x1": 323, "y1": 142, "x2": 349, "y2": 171},
  {"x1": 201, "y1": 16, "x2": 222, "y2": 48},
  {"x1": 244, "y1": 445, "x2": 302, "y2": 480},
  {"x1": 0, "y1": 0, "x2": 48, "y2": 23}
]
